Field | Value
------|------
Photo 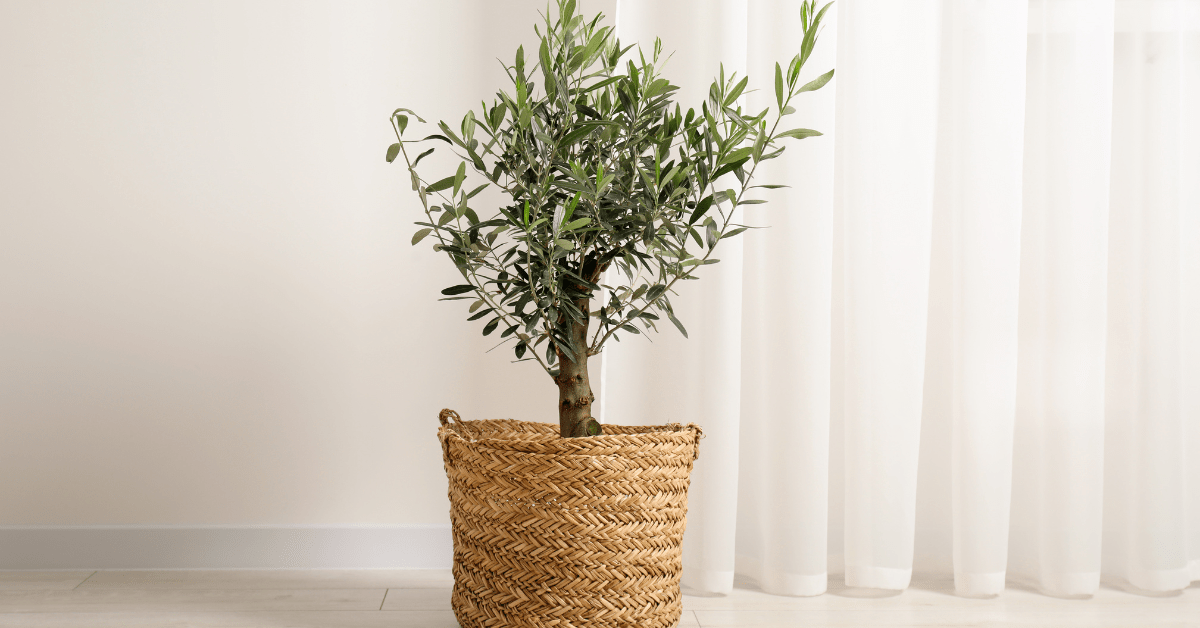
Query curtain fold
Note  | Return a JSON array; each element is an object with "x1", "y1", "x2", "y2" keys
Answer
[
  {"x1": 835, "y1": 0, "x2": 942, "y2": 592},
  {"x1": 602, "y1": 0, "x2": 1200, "y2": 597},
  {"x1": 1009, "y1": 0, "x2": 1115, "y2": 597},
  {"x1": 937, "y1": 0, "x2": 1029, "y2": 598},
  {"x1": 1104, "y1": 0, "x2": 1200, "y2": 593},
  {"x1": 1182, "y1": 3, "x2": 1200, "y2": 583},
  {"x1": 733, "y1": 0, "x2": 838, "y2": 598}
]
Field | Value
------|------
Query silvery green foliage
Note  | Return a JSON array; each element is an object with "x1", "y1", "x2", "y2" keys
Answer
[{"x1": 389, "y1": 0, "x2": 832, "y2": 376}]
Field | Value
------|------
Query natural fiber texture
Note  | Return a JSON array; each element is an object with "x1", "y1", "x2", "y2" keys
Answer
[{"x1": 437, "y1": 409, "x2": 703, "y2": 628}]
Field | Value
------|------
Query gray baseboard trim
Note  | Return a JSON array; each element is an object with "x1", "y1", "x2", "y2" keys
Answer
[{"x1": 0, "y1": 524, "x2": 452, "y2": 570}]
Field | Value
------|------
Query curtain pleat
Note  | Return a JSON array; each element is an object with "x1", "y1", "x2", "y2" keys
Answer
[
  {"x1": 1182, "y1": 4, "x2": 1200, "y2": 583},
  {"x1": 1009, "y1": 0, "x2": 1115, "y2": 597},
  {"x1": 835, "y1": 0, "x2": 942, "y2": 592},
  {"x1": 734, "y1": 0, "x2": 838, "y2": 598},
  {"x1": 601, "y1": 0, "x2": 1199, "y2": 597},
  {"x1": 937, "y1": 0, "x2": 1029, "y2": 598},
  {"x1": 1104, "y1": 0, "x2": 1200, "y2": 593}
]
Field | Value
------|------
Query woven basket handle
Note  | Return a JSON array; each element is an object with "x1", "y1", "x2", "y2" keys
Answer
[
  {"x1": 436, "y1": 409, "x2": 464, "y2": 463},
  {"x1": 438, "y1": 408, "x2": 461, "y2": 427},
  {"x1": 438, "y1": 408, "x2": 480, "y2": 441}
]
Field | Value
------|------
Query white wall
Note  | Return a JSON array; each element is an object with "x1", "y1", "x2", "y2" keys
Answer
[{"x1": 0, "y1": 0, "x2": 615, "y2": 526}]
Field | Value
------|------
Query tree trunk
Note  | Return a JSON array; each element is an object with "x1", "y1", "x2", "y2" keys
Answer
[{"x1": 556, "y1": 296, "x2": 600, "y2": 438}]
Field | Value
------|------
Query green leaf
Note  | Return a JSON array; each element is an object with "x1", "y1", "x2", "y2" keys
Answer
[
  {"x1": 559, "y1": 124, "x2": 593, "y2": 147},
  {"x1": 775, "y1": 62, "x2": 784, "y2": 109},
  {"x1": 645, "y1": 78, "x2": 672, "y2": 98},
  {"x1": 562, "y1": 217, "x2": 591, "y2": 231},
  {"x1": 813, "y1": 2, "x2": 833, "y2": 32},
  {"x1": 722, "y1": 226, "x2": 749, "y2": 239},
  {"x1": 482, "y1": 317, "x2": 500, "y2": 336},
  {"x1": 467, "y1": 147, "x2": 486, "y2": 173},
  {"x1": 441, "y1": 285, "x2": 475, "y2": 296},
  {"x1": 581, "y1": 76, "x2": 622, "y2": 94},
  {"x1": 778, "y1": 128, "x2": 823, "y2": 140},
  {"x1": 412, "y1": 147, "x2": 435, "y2": 167},
  {"x1": 667, "y1": 310, "x2": 688, "y2": 338},
  {"x1": 397, "y1": 115, "x2": 409, "y2": 134},
  {"x1": 561, "y1": 192, "x2": 581, "y2": 226},
  {"x1": 712, "y1": 157, "x2": 750, "y2": 180},
  {"x1": 724, "y1": 76, "x2": 748, "y2": 106},
  {"x1": 796, "y1": 68, "x2": 834, "y2": 94},
  {"x1": 689, "y1": 195, "x2": 714, "y2": 224},
  {"x1": 426, "y1": 176, "x2": 455, "y2": 193},
  {"x1": 721, "y1": 147, "x2": 754, "y2": 166},
  {"x1": 385, "y1": 143, "x2": 400, "y2": 163},
  {"x1": 437, "y1": 121, "x2": 465, "y2": 147},
  {"x1": 392, "y1": 108, "x2": 425, "y2": 123},
  {"x1": 490, "y1": 102, "x2": 507, "y2": 129},
  {"x1": 788, "y1": 55, "x2": 802, "y2": 87},
  {"x1": 468, "y1": 307, "x2": 493, "y2": 321},
  {"x1": 411, "y1": 228, "x2": 433, "y2": 245},
  {"x1": 555, "y1": 239, "x2": 574, "y2": 250},
  {"x1": 539, "y1": 38, "x2": 553, "y2": 82},
  {"x1": 453, "y1": 162, "x2": 466, "y2": 196}
]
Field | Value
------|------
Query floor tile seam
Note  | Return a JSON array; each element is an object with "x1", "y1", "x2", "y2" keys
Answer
[
  {"x1": 0, "y1": 609, "x2": 456, "y2": 615},
  {"x1": 0, "y1": 607, "x2": 394, "y2": 614},
  {"x1": 74, "y1": 585, "x2": 452, "y2": 590},
  {"x1": 15, "y1": 587, "x2": 395, "y2": 592},
  {"x1": 71, "y1": 572, "x2": 97, "y2": 591},
  {"x1": 688, "y1": 607, "x2": 1199, "y2": 613}
]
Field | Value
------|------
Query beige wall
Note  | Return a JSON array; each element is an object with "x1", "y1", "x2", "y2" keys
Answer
[{"x1": 0, "y1": 0, "x2": 615, "y2": 525}]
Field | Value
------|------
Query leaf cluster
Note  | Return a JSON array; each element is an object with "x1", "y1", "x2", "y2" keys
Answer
[{"x1": 388, "y1": 0, "x2": 833, "y2": 376}]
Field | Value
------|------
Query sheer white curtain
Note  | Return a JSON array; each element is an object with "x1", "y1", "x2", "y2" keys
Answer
[{"x1": 600, "y1": 0, "x2": 1200, "y2": 597}]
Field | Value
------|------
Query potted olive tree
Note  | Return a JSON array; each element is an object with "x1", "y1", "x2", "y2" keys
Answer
[{"x1": 389, "y1": 1, "x2": 831, "y2": 625}]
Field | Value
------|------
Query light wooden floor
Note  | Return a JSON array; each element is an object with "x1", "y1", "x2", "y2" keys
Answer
[{"x1": 0, "y1": 569, "x2": 1196, "y2": 627}]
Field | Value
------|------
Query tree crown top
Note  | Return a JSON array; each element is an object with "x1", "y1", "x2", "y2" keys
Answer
[{"x1": 389, "y1": 0, "x2": 833, "y2": 378}]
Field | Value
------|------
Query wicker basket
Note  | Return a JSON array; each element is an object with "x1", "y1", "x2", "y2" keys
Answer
[{"x1": 437, "y1": 410, "x2": 703, "y2": 628}]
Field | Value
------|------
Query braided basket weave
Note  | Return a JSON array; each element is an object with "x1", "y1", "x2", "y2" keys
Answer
[{"x1": 437, "y1": 410, "x2": 703, "y2": 628}]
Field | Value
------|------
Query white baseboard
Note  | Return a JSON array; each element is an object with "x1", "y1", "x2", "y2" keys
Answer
[{"x1": 0, "y1": 524, "x2": 452, "y2": 570}]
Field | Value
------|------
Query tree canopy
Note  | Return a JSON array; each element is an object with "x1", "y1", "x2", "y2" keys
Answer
[{"x1": 389, "y1": 0, "x2": 833, "y2": 378}]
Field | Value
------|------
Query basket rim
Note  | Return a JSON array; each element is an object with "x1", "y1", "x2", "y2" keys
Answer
[{"x1": 437, "y1": 416, "x2": 703, "y2": 458}]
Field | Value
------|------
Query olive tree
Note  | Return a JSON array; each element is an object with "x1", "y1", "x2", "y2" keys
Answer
[{"x1": 389, "y1": 0, "x2": 833, "y2": 437}]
